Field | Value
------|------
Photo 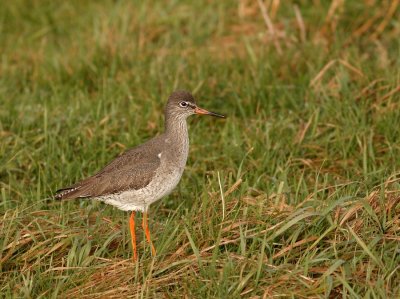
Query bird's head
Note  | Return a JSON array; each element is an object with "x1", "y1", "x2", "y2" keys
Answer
[{"x1": 166, "y1": 90, "x2": 225, "y2": 119}]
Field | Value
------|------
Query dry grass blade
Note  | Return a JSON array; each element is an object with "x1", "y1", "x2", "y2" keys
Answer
[
  {"x1": 310, "y1": 60, "x2": 336, "y2": 87},
  {"x1": 370, "y1": 0, "x2": 400, "y2": 39},
  {"x1": 294, "y1": 5, "x2": 306, "y2": 42},
  {"x1": 272, "y1": 236, "x2": 317, "y2": 259},
  {"x1": 257, "y1": 0, "x2": 282, "y2": 54}
]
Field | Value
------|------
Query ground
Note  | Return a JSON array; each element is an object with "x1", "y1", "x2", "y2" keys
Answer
[{"x1": 1, "y1": 0, "x2": 400, "y2": 298}]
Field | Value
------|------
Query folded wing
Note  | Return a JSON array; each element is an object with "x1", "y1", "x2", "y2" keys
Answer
[{"x1": 55, "y1": 146, "x2": 161, "y2": 200}]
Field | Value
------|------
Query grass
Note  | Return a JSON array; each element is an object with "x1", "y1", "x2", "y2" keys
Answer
[{"x1": 1, "y1": 0, "x2": 400, "y2": 297}]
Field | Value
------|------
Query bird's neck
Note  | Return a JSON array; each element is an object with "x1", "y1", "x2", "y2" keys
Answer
[
  {"x1": 164, "y1": 114, "x2": 189, "y2": 163},
  {"x1": 165, "y1": 114, "x2": 189, "y2": 142}
]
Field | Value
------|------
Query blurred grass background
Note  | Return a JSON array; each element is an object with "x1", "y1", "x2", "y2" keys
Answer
[{"x1": 1, "y1": 0, "x2": 400, "y2": 297}]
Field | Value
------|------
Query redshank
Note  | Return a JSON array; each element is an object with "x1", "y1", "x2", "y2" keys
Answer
[{"x1": 55, "y1": 90, "x2": 225, "y2": 260}]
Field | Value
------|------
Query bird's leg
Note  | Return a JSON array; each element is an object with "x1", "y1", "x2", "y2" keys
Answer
[
  {"x1": 142, "y1": 212, "x2": 156, "y2": 256},
  {"x1": 129, "y1": 211, "x2": 137, "y2": 261}
]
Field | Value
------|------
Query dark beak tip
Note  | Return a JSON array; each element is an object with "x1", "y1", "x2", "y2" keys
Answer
[
  {"x1": 195, "y1": 106, "x2": 226, "y2": 118},
  {"x1": 210, "y1": 112, "x2": 226, "y2": 118}
]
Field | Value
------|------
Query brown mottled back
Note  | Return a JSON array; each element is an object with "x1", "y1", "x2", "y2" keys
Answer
[{"x1": 55, "y1": 138, "x2": 162, "y2": 199}]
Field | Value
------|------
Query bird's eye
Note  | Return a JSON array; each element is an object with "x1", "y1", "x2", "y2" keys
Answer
[{"x1": 179, "y1": 101, "x2": 188, "y2": 108}]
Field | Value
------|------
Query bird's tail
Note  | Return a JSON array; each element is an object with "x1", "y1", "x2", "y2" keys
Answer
[
  {"x1": 55, "y1": 181, "x2": 92, "y2": 200},
  {"x1": 55, "y1": 186, "x2": 81, "y2": 200}
]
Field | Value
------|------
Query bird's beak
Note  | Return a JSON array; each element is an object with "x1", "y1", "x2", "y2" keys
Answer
[{"x1": 194, "y1": 106, "x2": 225, "y2": 118}]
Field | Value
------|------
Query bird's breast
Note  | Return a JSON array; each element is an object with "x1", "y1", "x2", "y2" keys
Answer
[{"x1": 163, "y1": 135, "x2": 189, "y2": 169}]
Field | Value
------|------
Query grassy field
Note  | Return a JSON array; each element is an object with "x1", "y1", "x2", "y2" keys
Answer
[{"x1": 1, "y1": 0, "x2": 400, "y2": 297}]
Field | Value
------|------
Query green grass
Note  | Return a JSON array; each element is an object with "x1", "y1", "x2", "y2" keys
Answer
[{"x1": 1, "y1": 0, "x2": 400, "y2": 297}]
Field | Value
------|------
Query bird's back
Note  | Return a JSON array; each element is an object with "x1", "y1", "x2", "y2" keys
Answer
[{"x1": 55, "y1": 136, "x2": 165, "y2": 200}]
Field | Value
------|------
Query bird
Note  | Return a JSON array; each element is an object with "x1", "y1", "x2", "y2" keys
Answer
[{"x1": 55, "y1": 90, "x2": 225, "y2": 261}]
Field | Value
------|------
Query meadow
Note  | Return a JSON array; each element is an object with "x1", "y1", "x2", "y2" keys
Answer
[{"x1": 1, "y1": 0, "x2": 400, "y2": 297}]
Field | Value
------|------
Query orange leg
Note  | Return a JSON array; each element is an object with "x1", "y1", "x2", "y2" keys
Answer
[
  {"x1": 142, "y1": 212, "x2": 156, "y2": 256},
  {"x1": 129, "y1": 211, "x2": 137, "y2": 261}
]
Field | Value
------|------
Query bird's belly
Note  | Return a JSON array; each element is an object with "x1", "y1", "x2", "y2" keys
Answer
[
  {"x1": 145, "y1": 165, "x2": 183, "y2": 204},
  {"x1": 98, "y1": 165, "x2": 183, "y2": 211}
]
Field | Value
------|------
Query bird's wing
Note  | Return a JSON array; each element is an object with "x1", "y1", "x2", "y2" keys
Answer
[{"x1": 55, "y1": 145, "x2": 161, "y2": 200}]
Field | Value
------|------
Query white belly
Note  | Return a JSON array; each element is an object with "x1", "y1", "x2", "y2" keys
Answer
[
  {"x1": 144, "y1": 164, "x2": 184, "y2": 205},
  {"x1": 98, "y1": 164, "x2": 184, "y2": 212}
]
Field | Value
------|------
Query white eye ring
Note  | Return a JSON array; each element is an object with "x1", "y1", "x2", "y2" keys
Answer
[{"x1": 179, "y1": 101, "x2": 188, "y2": 108}]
